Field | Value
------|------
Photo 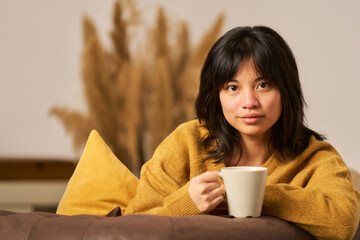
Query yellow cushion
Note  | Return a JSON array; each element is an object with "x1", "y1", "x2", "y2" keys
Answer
[{"x1": 56, "y1": 130, "x2": 139, "y2": 216}]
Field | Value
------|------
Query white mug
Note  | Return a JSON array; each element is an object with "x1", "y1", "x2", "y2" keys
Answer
[{"x1": 218, "y1": 166, "x2": 267, "y2": 218}]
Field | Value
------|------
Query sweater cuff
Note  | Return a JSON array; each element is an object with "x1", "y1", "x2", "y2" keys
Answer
[{"x1": 164, "y1": 182, "x2": 202, "y2": 216}]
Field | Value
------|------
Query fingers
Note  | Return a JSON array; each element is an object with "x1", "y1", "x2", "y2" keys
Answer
[
  {"x1": 192, "y1": 179, "x2": 221, "y2": 194},
  {"x1": 188, "y1": 171, "x2": 224, "y2": 213},
  {"x1": 209, "y1": 194, "x2": 225, "y2": 211},
  {"x1": 199, "y1": 171, "x2": 221, "y2": 183},
  {"x1": 200, "y1": 188, "x2": 224, "y2": 213},
  {"x1": 206, "y1": 185, "x2": 224, "y2": 203}
]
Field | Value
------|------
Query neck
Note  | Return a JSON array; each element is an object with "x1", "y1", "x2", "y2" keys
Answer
[{"x1": 229, "y1": 134, "x2": 271, "y2": 167}]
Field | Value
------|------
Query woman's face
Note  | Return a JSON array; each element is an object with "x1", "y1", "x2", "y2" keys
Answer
[{"x1": 219, "y1": 60, "x2": 282, "y2": 140}]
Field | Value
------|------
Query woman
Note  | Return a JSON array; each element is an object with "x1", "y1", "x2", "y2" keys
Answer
[{"x1": 123, "y1": 26, "x2": 360, "y2": 239}]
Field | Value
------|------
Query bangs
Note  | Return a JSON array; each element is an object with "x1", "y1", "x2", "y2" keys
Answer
[{"x1": 214, "y1": 37, "x2": 276, "y2": 89}]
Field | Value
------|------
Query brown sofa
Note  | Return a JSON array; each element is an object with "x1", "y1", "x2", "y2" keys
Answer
[
  {"x1": 1, "y1": 206, "x2": 360, "y2": 240},
  {"x1": 0, "y1": 208, "x2": 317, "y2": 240}
]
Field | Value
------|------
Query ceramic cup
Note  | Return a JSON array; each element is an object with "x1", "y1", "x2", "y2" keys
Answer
[{"x1": 218, "y1": 166, "x2": 268, "y2": 218}]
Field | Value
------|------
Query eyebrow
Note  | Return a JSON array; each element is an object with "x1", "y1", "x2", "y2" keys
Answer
[
  {"x1": 255, "y1": 76, "x2": 267, "y2": 82},
  {"x1": 228, "y1": 76, "x2": 266, "y2": 83},
  {"x1": 227, "y1": 79, "x2": 238, "y2": 83}
]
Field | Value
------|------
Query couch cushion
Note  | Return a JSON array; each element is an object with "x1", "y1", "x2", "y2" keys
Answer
[
  {"x1": 0, "y1": 210, "x2": 317, "y2": 240},
  {"x1": 56, "y1": 130, "x2": 138, "y2": 216}
]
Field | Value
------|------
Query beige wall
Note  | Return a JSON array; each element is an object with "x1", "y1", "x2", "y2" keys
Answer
[{"x1": 1, "y1": 0, "x2": 359, "y2": 171}]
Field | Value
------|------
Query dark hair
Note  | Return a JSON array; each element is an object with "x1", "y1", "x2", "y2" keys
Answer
[{"x1": 195, "y1": 26, "x2": 324, "y2": 163}]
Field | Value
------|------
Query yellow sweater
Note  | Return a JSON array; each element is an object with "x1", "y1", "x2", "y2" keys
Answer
[{"x1": 124, "y1": 120, "x2": 360, "y2": 240}]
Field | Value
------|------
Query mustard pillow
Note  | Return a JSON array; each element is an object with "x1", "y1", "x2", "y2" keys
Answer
[{"x1": 56, "y1": 130, "x2": 139, "y2": 216}]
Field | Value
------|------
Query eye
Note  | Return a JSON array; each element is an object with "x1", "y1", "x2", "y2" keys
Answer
[
  {"x1": 257, "y1": 82, "x2": 268, "y2": 90},
  {"x1": 228, "y1": 85, "x2": 238, "y2": 92}
]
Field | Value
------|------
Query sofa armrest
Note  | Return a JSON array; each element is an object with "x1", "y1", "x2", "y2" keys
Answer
[{"x1": 0, "y1": 210, "x2": 320, "y2": 240}]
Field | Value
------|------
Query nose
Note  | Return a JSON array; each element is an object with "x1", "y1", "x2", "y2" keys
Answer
[{"x1": 241, "y1": 89, "x2": 259, "y2": 109}]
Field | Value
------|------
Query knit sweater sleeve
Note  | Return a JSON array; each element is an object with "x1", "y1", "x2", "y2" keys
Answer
[
  {"x1": 123, "y1": 121, "x2": 203, "y2": 216},
  {"x1": 262, "y1": 140, "x2": 360, "y2": 240}
]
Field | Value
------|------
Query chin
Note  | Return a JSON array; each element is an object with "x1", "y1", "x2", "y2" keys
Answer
[{"x1": 238, "y1": 129, "x2": 269, "y2": 138}]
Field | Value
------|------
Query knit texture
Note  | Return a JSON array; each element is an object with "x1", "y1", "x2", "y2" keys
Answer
[{"x1": 124, "y1": 119, "x2": 360, "y2": 240}]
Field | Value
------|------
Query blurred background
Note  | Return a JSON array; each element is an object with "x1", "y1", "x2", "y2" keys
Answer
[{"x1": 0, "y1": 0, "x2": 359, "y2": 212}]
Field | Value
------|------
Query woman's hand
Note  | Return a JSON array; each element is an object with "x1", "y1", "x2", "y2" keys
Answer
[{"x1": 188, "y1": 171, "x2": 224, "y2": 213}]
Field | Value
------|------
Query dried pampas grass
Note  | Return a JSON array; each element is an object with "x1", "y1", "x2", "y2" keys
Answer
[{"x1": 50, "y1": 0, "x2": 224, "y2": 174}]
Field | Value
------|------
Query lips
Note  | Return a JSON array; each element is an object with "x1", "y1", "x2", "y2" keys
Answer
[{"x1": 239, "y1": 113, "x2": 264, "y2": 124}]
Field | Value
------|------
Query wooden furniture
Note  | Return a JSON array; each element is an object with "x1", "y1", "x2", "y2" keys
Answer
[{"x1": 0, "y1": 157, "x2": 75, "y2": 212}]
